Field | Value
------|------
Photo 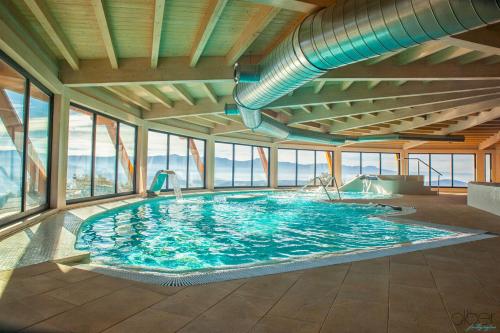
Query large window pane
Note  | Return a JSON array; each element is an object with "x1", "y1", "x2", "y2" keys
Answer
[
  {"x1": 117, "y1": 123, "x2": 135, "y2": 193},
  {"x1": 485, "y1": 154, "x2": 492, "y2": 182},
  {"x1": 66, "y1": 107, "x2": 93, "y2": 200},
  {"x1": 278, "y1": 149, "x2": 296, "y2": 186},
  {"x1": 430, "y1": 154, "x2": 451, "y2": 187},
  {"x1": 25, "y1": 84, "x2": 50, "y2": 210},
  {"x1": 341, "y1": 152, "x2": 360, "y2": 184},
  {"x1": 361, "y1": 152, "x2": 380, "y2": 175},
  {"x1": 0, "y1": 61, "x2": 25, "y2": 218},
  {"x1": 215, "y1": 142, "x2": 233, "y2": 187},
  {"x1": 147, "y1": 131, "x2": 168, "y2": 189},
  {"x1": 252, "y1": 146, "x2": 269, "y2": 186},
  {"x1": 297, "y1": 150, "x2": 315, "y2": 185},
  {"x1": 408, "y1": 154, "x2": 430, "y2": 186},
  {"x1": 234, "y1": 145, "x2": 252, "y2": 187},
  {"x1": 381, "y1": 153, "x2": 399, "y2": 175},
  {"x1": 315, "y1": 151, "x2": 332, "y2": 179},
  {"x1": 188, "y1": 138, "x2": 205, "y2": 188},
  {"x1": 94, "y1": 116, "x2": 117, "y2": 196},
  {"x1": 453, "y1": 154, "x2": 475, "y2": 187},
  {"x1": 168, "y1": 134, "x2": 188, "y2": 189}
]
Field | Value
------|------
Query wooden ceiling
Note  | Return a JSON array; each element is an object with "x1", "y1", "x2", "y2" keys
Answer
[{"x1": 4, "y1": 0, "x2": 500, "y2": 150}]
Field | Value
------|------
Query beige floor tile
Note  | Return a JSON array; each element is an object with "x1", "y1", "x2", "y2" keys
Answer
[
  {"x1": 33, "y1": 286, "x2": 165, "y2": 333},
  {"x1": 251, "y1": 315, "x2": 321, "y2": 333},
  {"x1": 390, "y1": 263, "x2": 435, "y2": 288},
  {"x1": 390, "y1": 252, "x2": 427, "y2": 266},
  {"x1": 103, "y1": 308, "x2": 192, "y2": 333},
  {"x1": 0, "y1": 294, "x2": 74, "y2": 331},
  {"x1": 46, "y1": 274, "x2": 133, "y2": 305},
  {"x1": 268, "y1": 277, "x2": 340, "y2": 323},
  {"x1": 152, "y1": 279, "x2": 243, "y2": 318},
  {"x1": 0, "y1": 274, "x2": 68, "y2": 304},
  {"x1": 235, "y1": 272, "x2": 299, "y2": 300},
  {"x1": 321, "y1": 299, "x2": 388, "y2": 333},
  {"x1": 42, "y1": 265, "x2": 99, "y2": 283}
]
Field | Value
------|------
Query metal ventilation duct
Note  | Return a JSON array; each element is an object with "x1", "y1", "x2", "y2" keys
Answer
[{"x1": 231, "y1": 0, "x2": 500, "y2": 145}]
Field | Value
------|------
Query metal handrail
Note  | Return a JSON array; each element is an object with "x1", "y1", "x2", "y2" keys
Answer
[
  {"x1": 401, "y1": 157, "x2": 442, "y2": 195},
  {"x1": 301, "y1": 175, "x2": 342, "y2": 200}
]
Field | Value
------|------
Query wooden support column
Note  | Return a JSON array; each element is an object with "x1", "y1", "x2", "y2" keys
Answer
[
  {"x1": 400, "y1": 150, "x2": 409, "y2": 175},
  {"x1": 206, "y1": 136, "x2": 215, "y2": 190},
  {"x1": 494, "y1": 148, "x2": 500, "y2": 182},
  {"x1": 50, "y1": 93, "x2": 70, "y2": 209},
  {"x1": 476, "y1": 151, "x2": 486, "y2": 182},
  {"x1": 270, "y1": 144, "x2": 278, "y2": 188},
  {"x1": 333, "y1": 148, "x2": 342, "y2": 185},
  {"x1": 136, "y1": 123, "x2": 148, "y2": 194}
]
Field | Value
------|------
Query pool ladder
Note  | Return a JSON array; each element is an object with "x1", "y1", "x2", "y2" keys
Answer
[{"x1": 300, "y1": 175, "x2": 342, "y2": 201}]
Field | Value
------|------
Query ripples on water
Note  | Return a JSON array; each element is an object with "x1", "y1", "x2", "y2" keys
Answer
[{"x1": 76, "y1": 191, "x2": 454, "y2": 272}]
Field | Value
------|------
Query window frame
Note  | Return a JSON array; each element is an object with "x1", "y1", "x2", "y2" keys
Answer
[
  {"x1": 407, "y1": 153, "x2": 476, "y2": 188},
  {"x1": 147, "y1": 129, "x2": 207, "y2": 192},
  {"x1": 0, "y1": 51, "x2": 54, "y2": 227},
  {"x1": 341, "y1": 151, "x2": 401, "y2": 184},
  {"x1": 215, "y1": 141, "x2": 270, "y2": 188},
  {"x1": 277, "y1": 148, "x2": 334, "y2": 187},
  {"x1": 66, "y1": 103, "x2": 138, "y2": 204}
]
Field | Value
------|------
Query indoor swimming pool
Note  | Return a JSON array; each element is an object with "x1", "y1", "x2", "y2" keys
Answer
[{"x1": 75, "y1": 191, "x2": 463, "y2": 275}]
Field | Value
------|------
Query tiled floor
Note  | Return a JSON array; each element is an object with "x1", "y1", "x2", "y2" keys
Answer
[{"x1": 1, "y1": 194, "x2": 500, "y2": 332}]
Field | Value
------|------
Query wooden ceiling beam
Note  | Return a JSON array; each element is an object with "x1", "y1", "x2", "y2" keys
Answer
[
  {"x1": 270, "y1": 80, "x2": 500, "y2": 109},
  {"x1": 144, "y1": 95, "x2": 233, "y2": 120},
  {"x1": 23, "y1": 0, "x2": 79, "y2": 70},
  {"x1": 151, "y1": 0, "x2": 166, "y2": 68},
  {"x1": 105, "y1": 86, "x2": 151, "y2": 111},
  {"x1": 225, "y1": 5, "x2": 280, "y2": 65},
  {"x1": 242, "y1": 0, "x2": 319, "y2": 13},
  {"x1": 136, "y1": 85, "x2": 173, "y2": 108},
  {"x1": 369, "y1": 98, "x2": 500, "y2": 135},
  {"x1": 201, "y1": 83, "x2": 218, "y2": 104},
  {"x1": 91, "y1": 0, "x2": 118, "y2": 69},
  {"x1": 477, "y1": 132, "x2": 500, "y2": 149},
  {"x1": 288, "y1": 89, "x2": 500, "y2": 124},
  {"x1": 437, "y1": 107, "x2": 500, "y2": 135},
  {"x1": 443, "y1": 26, "x2": 500, "y2": 57},
  {"x1": 170, "y1": 84, "x2": 195, "y2": 106},
  {"x1": 60, "y1": 57, "x2": 500, "y2": 86},
  {"x1": 190, "y1": 0, "x2": 229, "y2": 67}
]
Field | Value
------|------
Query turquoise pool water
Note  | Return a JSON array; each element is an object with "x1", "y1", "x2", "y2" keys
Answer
[{"x1": 75, "y1": 191, "x2": 455, "y2": 273}]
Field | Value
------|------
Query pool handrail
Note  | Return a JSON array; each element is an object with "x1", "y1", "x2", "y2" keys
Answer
[{"x1": 401, "y1": 157, "x2": 442, "y2": 195}]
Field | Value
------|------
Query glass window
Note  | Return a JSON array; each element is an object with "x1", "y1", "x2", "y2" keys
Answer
[
  {"x1": 147, "y1": 131, "x2": 168, "y2": 189},
  {"x1": 278, "y1": 149, "x2": 296, "y2": 186},
  {"x1": 341, "y1": 152, "x2": 360, "y2": 184},
  {"x1": 297, "y1": 150, "x2": 315, "y2": 186},
  {"x1": 234, "y1": 145, "x2": 252, "y2": 187},
  {"x1": 94, "y1": 115, "x2": 117, "y2": 196},
  {"x1": 215, "y1": 142, "x2": 233, "y2": 187},
  {"x1": 0, "y1": 61, "x2": 25, "y2": 219},
  {"x1": 67, "y1": 105, "x2": 136, "y2": 202},
  {"x1": 188, "y1": 138, "x2": 205, "y2": 188},
  {"x1": 25, "y1": 84, "x2": 50, "y2": 210},
  {"x1": 485, "y1": 153, "x2": 492, "y2": 182},
  {"x1": 117, "y1": 123, "x2": 135, "y2": 193},
  {"x1": 66, "y1": 107, "x2": 93, "y2": 200},
  {"x1": 452, "y1": 154, "x2": 475, "y2": 187},
  {"x1": 408, "y1": 153, "x2": 430, "y2": 186},
  {"x1": 361, "y1": 152, "x2": 380, "y2": 175},
  {"x1": 215, "y1": 142, "x2": 269, "y2": 188},
  {"x1": 253, "y1": 146, "x2": 269, "y2": 186},
  {"x1": 315, "y1": 151, "x2": 332, "y2": 185},
  {"x1": 381, "y1": 153, "x2": 399, "y2": 175},
  {"x1": 430, "y1": 154, "x2": 451, "y2": 187},
  {"x1": 168, "y1": 134, "x2": 188, "y2": 189}
]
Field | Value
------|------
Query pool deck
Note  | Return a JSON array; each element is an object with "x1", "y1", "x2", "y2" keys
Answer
[{"x1": 1, "y1": 193, "x2": 500, "y2": 332}]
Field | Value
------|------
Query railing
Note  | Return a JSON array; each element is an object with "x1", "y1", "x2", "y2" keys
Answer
[
  {"x1": 301, "y1": 174, "x2": 342, "y2": 200},
  {"x1": 402, "y1": 157, "x2": 443, "y2": 195}
]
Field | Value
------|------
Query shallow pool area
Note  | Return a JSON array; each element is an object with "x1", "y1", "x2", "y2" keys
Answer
[{"x1": 75, "y1": 191, "x2": 462, "y2": 275}]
